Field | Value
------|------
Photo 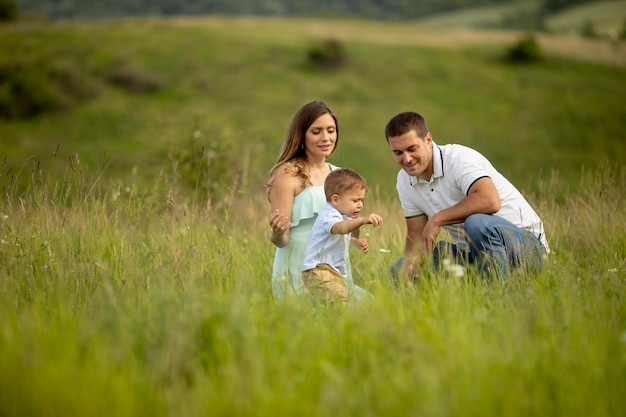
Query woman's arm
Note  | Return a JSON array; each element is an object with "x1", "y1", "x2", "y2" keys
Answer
[{"x1": 268, "y1": 168, "x2": 300, "y2": 248}]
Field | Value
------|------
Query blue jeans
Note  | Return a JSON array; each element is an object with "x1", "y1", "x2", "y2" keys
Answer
[{"x1": 390, "y1": 214, "x2": 545, "y2": 281}]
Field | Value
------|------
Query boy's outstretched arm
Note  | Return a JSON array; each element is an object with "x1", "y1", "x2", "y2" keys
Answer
[{"x1": 331, "y1": 213, "x2": 383, "y2": 235}]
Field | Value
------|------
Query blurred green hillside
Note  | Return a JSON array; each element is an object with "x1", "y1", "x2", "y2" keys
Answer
[
  {"x1": 1, "y1": 15, "x2": 625, "y2": 205},
  {"x1": 417, "y1": 0, "x2": 626, "y2": 35}
]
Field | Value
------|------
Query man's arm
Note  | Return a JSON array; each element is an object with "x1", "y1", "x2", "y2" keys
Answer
[
  {"x1": 421, "y1": 177, "x2": 501, "y2": 246},
  {"x1": 403, "y1": 214, "x2": 428, "y2": 279}
]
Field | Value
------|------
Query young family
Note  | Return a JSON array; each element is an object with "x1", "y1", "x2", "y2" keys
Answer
[{"x1": 266, "y1": 101, "x2": 549, "y2": 304}]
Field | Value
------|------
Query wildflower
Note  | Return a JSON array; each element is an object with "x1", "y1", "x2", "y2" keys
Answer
[{"x1": 443, "y1": 258, "x2": 465, "y2": 277}]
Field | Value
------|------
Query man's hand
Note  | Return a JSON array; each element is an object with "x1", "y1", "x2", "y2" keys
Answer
[
  {"x1": 403, "y1": 260, "x2": 420, "y2": 281},
  {"x1": 420, "y1": 217, "x2": 440, "y2": 251}
]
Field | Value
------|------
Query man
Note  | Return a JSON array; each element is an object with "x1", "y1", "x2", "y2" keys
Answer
[{"x1": 385, "y1": 111, "x2": 549, "y2": 281}]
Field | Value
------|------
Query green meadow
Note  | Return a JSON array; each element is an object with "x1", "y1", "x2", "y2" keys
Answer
[{"x1": 1, "y1": 14, "x2": 625, "y2": 416}]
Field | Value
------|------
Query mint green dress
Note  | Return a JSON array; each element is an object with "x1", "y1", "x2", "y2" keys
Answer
[{"x1": 271, "y1": 164, "x2": 371, "y2": 301}]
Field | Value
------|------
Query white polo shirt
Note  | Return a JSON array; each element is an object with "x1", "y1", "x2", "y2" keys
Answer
[{"x1": 396, "y1": 141, "x2": 549, "y2": 252}]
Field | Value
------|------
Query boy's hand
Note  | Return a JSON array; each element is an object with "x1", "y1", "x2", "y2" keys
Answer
[
  {"x1": 353, "y1": 238, "x2": 370, "y2": 253},
  {"x1": 362, "y1": 213, "x2": 383, "y2": 227}
]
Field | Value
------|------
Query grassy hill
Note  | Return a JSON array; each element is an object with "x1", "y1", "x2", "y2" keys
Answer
[
  {"x1": 1, "y1": 15, "x2": 626, "y2": 417},
  {"x1": 1, "y1": 16, "x2": 625, "y2": 203}
]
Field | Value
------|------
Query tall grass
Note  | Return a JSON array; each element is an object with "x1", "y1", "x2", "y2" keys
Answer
[{"x1": 0, "y1": 150, "x2": 624, "y2": 416}]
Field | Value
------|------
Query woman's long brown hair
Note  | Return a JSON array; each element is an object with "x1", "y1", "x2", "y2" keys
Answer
[{"x1": 265, "y1": 101, "x2": 339, "y2": 201}]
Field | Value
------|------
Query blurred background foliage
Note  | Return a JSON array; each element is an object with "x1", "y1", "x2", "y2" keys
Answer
[{"x1": 1, "y1": 0, "x2": 625, "y2": 210}]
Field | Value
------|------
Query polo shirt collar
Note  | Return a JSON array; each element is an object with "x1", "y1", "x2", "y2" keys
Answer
[{"x1": 409, "y1": 141, "x2": 443, "y2": 185}]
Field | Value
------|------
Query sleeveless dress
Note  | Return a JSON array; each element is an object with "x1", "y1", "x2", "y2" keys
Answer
[{"x1": 271, "y1": 164, "x2": 371, "y2": 301}]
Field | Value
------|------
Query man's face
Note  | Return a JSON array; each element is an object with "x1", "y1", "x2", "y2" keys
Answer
[{"x1": 388, "y1": 130, "x2": 433, "y2": 181}]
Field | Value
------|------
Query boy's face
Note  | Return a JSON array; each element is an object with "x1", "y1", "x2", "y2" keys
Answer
[{"x1": 330, "y1": 188, "x2": 366, "y2": 218}]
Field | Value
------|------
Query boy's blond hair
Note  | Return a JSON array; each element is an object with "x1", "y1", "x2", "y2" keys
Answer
[{"x1": 324, "y1": 168, "x2": 368, "y2": 201}]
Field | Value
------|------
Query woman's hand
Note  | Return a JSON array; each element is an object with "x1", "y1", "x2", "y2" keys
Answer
[{"x1": 269, "y1": 209, "x2": 290, "y2": 236}]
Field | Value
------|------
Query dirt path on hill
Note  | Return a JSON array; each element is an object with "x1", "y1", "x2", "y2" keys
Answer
[
  {"x1": 299, "y1": 21, "x2": 626, "y2": 67},
  {"x1": 183, "y1": 17, "x2": 626, "y2": 67}
]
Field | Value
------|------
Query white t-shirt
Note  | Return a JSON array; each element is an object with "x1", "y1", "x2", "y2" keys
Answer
[
  {"x1": 302, "y1": 202, "x2": 351, "y2": 277},
  {"x1": 396, "y1": 141, "x2": 549, "y2": 252}
]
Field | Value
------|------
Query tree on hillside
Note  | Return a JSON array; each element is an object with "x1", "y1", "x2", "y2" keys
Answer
[
  {"x1": 0, "y1": 0, "x2": 18, "y2": 22},
  {"x1": 580, "y1": 19, "x2": 599, "y2": 38}
]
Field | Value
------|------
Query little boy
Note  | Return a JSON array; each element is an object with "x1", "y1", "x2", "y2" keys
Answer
[{"x1": 302, "y1": 168, "x2": 383, "y2": 305}]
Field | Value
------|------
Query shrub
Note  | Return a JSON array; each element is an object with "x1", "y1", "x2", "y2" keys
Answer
[
  {"x1": 167, "y1": 125, "x2": 240, "y2": 210},
  {"x1": 0, "y1": 0, "x2": 17, "y2": 22},
  {"x1": 503, "y1": 34, "x2": 544, "y2": 64},
  {"x1": 0, "y1": 59, "x2": 101, "y2": 119},
  {"x1": 306, "y1": 39, "x2": 346, "y2": 70},
  {"x1": 105, "y1": 63, "x2": 166, "y2": 93},
  {"x1": 0, "y1": 63, "x2": 64, "y2": 119},
  {"x1": 580, "y1": 20, "x2": 599, "y2": 39},
  {"x1": 48, "y1": 59, "x2": 101, "y2": 101}
]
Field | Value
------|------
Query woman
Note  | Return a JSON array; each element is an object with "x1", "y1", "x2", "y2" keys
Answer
[{"x1": 266, "y1": 101, "x2": 370, "y2": 301}]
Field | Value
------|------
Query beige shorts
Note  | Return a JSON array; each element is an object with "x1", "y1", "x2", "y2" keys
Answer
[{"x1": 302, "y1": 264, "x2": 349, "y2": 305}]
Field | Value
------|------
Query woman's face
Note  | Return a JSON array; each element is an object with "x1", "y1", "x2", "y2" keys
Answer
[{"x1": 303, "y1": 113, "x2": 337, "y2": 159}]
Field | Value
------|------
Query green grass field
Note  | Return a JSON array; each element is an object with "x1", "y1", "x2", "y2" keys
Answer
[{"x1": 1, "y1": 14, "x2": 625, "y2": 417}]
